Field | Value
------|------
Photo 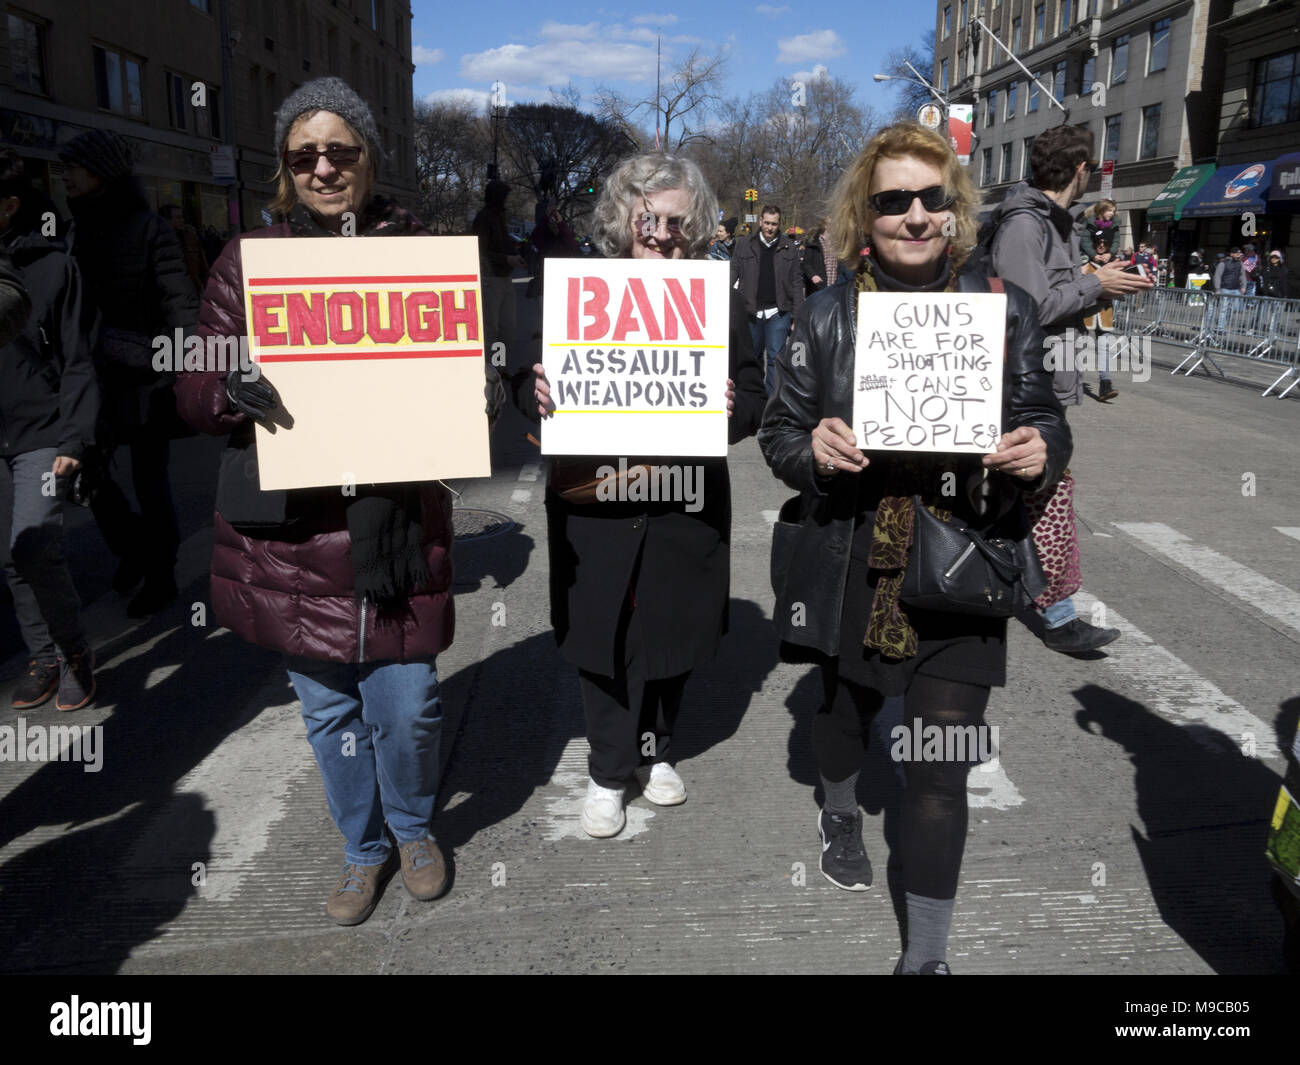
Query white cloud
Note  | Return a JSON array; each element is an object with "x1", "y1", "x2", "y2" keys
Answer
[
  {"x1": 460, "y1": 39, "x2": 657, "y2": 84},
  {"x1": 540, "y1": 21, "x2": 599, "y2": 40},
  {"x1": 423, "y1": 88, "x2": 491, "y2": 110},
  {"x1": 756, "y1": 4, "x2": 791, "y2": 15},
  {"x1": 791, "y1": 63, "x2": 830, "y2": 82},
  {"x1": 610, "y1": 25, "x2": 659, "y2": 43},
  {"x1": 412, "y1": 45, "x2": 444, "y2": 65},
  {"x1": 632, "y1": 12, "x2": 679, "y2": 24},
  {"x1": 776, "y1": 29, "x2": 846, "y2": 64}
]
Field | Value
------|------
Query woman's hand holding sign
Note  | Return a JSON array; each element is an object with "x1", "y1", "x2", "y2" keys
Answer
[
  {"x1": 531, "y1": 362, "x2": 557, "y2": 419},
  {"x1": 811, "y1": 417, "x2": 870, "y2": 478},
  {"x1": 982, "y1": 425, "x2": 1046, "y2": 482}
]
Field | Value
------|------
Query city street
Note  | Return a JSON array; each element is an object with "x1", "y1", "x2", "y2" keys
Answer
[{"x1": 0, "y1": 287, "x2": 1295, "y2": 976}]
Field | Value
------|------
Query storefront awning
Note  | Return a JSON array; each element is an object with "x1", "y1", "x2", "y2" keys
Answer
[
  {"x1": 1181, "y1": 161, "x2": 1273, "y2": 218},
  {"x1": 1146, "y1": 164, "x2": 1217, "y2": 221},
  {"x1": 1267, "y1": 152, "x2": 1300, "y2": 211}
]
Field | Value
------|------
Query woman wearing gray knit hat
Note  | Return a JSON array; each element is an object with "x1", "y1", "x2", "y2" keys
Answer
[{"x1": 175, "y1": 76, "x2": 459, "y2": 926}]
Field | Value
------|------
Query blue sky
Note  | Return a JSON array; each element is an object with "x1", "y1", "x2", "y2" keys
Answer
[{"x1": 409, "y1": 2, "x2": 935, "y2": 119}]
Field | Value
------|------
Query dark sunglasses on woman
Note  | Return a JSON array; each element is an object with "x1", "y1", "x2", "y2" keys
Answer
[
  {"x1": 868, "y1": 186, "x2": 955, "y2": 216},
  {"x1": 284, "y1": 145, "x2": 364, "y2": 173}
]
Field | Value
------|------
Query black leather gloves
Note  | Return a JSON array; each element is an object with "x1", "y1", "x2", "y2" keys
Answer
[{"x1": 225, "y1": 368, "x2": 280, "y2": 422}]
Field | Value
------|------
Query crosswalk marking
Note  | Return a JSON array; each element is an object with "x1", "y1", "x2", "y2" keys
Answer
[
  {"x1": 1073, "y1": 590, "x2": 1280, "y2": 762},
  {"x1": 1275, "y1": 527, "x2": 1300, "y2": 544},
  {"x1": 1113, "y1": 522, "x2": 1300, "y2": 640}
]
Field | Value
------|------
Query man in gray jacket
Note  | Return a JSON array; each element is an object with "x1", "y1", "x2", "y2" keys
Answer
[{"x1": 990, "y1": 124, "x2": 1151, "y2": 654}]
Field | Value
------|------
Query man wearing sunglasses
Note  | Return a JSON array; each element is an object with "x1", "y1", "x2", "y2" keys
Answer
[
  {"x1": 989, "y1": 124, "x2": 1151, "y2": 656},
  {"x1": 730, "y1": 205, "x2": 804, "y2": 393}
]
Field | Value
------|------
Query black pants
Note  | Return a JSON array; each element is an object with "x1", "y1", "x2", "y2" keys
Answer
[
  {"x1": 578, "y1": 598, "x2": 689, "y2": 788},
  {"x1": 816, "y1": 661, "x2": 991, "y2": 900},
  {"x1": 87, "y1": 424, "x2": 179, "y2": 579}
]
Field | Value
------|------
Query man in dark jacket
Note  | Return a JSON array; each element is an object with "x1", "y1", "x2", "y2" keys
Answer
[
  {"x1": 730, "y1": 205, "x2": 804, "y2": 393},
  {"x1": 990, "y1": 124, "x2": 1150, "y2": 655},
  {"x1": 61, "y1": 130, "x2": 198, "y2": 616},
  {"x1": 0, "y1": 148, "x2": 99, "y2": 710},
  {"x1": 1262, "y1": 250, "x2": 1289, "y2": 299}
]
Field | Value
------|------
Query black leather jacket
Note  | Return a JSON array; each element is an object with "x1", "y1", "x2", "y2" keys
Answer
[{"x1": 758, "y1": 268, "x2": 1072, "y2": 654}]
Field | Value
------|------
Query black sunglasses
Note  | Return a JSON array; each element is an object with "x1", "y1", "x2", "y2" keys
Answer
[
  {"x1": 868, "y1": 186, "x2": 955, "y2": 216},
  {"x1": 283, "y1": 145, "x2": 364, "y2": 174}
]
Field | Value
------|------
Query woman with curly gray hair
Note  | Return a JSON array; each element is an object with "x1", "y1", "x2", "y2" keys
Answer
[{"x1": 529, "y1": 153, "x2": 766, "y2": 837}]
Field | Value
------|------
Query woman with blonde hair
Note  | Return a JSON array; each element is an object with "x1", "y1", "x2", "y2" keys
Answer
[
  {"x1": 530, "y1": 153, "x2": 765, "y2": 837},
  {"x1": 760, "y1": 123, "x2": 1071, "y2": 972}
]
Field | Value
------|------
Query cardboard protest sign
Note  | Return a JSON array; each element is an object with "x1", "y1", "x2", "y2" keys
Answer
[
  {"x1": 240, "y1": 235, "x2": 490, "y2": 489},
  {"x1": 850, "y1": 292, "x2": 1006, "y2": 454},
  {"x1": 540, "y1": 258, "x2": 730, "y2": 457}
]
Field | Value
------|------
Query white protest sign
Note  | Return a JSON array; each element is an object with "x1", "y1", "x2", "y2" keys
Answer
[
  {"x1": 240, "y1": 235, "x2": 491, "y2": 489},
  {"x1": 850, "y1": 291, "x2": 1006, "y2": 454},
  {"x1": 540, "y1": 258, "x2": 731, "y2": 456}
]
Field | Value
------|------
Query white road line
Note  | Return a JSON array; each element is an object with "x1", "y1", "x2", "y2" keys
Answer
[
  {"x1": 1114, "y1": 522, "x2": 1300, "y2": 639},
  {"x1": 1073, "y1": 590, "x2": 1281, "y2": 761},
  {"x1": 518, "y1": 462, "x2": 542, "y2": 483},
  {"x1": 969, "y1": 756, "x2": 1025, "y2": 810},
  {"x1": 1276, "y1": 527, "x2": 1300, "y2": 544},
  {"x1": 511, "y1": 488, "x2": 532, "y2": 503},
  {"x1": 539, "y1": 738, "x2": 655, "y2": 842},
  {"x1": 761, "y1": 510, "x2": 780, "y2": 525}
]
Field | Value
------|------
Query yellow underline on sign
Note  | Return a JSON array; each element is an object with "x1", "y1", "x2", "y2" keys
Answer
[
  {"x1": 558, "y1": 409, "x2": 725, "y2": 414},
  {"x1": 545, "y1": 342, "x2": 728, "y2": 348}
]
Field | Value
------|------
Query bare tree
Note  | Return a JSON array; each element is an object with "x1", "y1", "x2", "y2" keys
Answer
[
  {"x1": 882, "y1": 28, "x2": 940, "y2": 122},
  {"x1": 597, "y1": 46, "x2": 728, "y2": 151}
]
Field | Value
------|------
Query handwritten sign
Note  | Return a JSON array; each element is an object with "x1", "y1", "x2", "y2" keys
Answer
[
  {"x1": 240, "y1": 235, "x2": 490, "y2": 489},
  {"x1": 540, "y1": 258, "x2": 730, "y2": 456},
  {"x1": 850, "y1": 292, "x2": 1006, "y2": 454}
]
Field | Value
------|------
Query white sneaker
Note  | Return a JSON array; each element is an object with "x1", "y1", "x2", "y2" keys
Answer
[
  {"x1": 581, "y1": 778, "x2": 626, "y2": 838},
  {"x1": 634, "y1": 762, "x2": 687, "y2": 806}
]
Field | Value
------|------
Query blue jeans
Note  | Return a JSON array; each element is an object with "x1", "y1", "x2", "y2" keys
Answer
[
  {"x1": 749, "y1": 311, "x2": 792, "y2": 394},
  {"x1": 287, "y1": 655, "x2": 443, "y2": 866},
  {"x1": 1042, "y1": 597, "x2": 1077, "y2": 630}
]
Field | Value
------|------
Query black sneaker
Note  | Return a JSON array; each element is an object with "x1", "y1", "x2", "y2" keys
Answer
[
  {"x1": 1042, "y1": 618, "x2": 1121, "y2": 654},
  {"x1": 818, "y1": 808, "x2": 873, "y2": 891},
  {"x1": 1098, "y1": 380, "x2": 1119, "y2": 401},
  {"x1": 13, "y1": 659, "x2": 59, "y2": 709},
  {"x1": 894, "y1": 956, "x2": 952, "y2": 974}
]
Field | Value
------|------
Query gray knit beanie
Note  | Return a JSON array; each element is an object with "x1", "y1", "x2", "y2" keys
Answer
[
  {"x1": 58, "y1": 130, "x2": 134, "y2": 181},
  {"x1": 273, "y1": 76, "x2": 384, "y2": 161}
]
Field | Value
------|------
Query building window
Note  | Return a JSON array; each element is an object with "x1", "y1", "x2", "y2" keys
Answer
[
  {"x1": 1023, "y1": 136, "x2": 1034, "y2": 178},
  {"x1": 1104, "y1": 113, "x2": 1121, "y2": 161},
  {"x1": 8, "y1": 13, "x2": 47, "y2": 95},
  {"x1": 1112, "y1": 34, "x2": 1129, "y2": 85},
  {"x1": 1001, "y1": 142, "x2": 1013, "y2": 182},
  {"x1": 940, "y1": 58, "x2": 949, "y2": 91},
  {"x1": 372, "y1": 0, "x2": 380, "y2": 33},
  {"x1": 986, "y1": 88, "x2": 998, "y2": 127},
  {"x1": 1059, "y1": 0, "x2": 1072, "y2": 34},
  {"x1": 1053, "y1": 59, "x2": 1067, "y2": 102},
  {"x1": 166, "y1": 71, "x2": 188, "y2": 131},
  {"x1": 93, "y1": 44, "x2": 144, "y2": 118},
  {"x1": 1252, "y1": 49, "x2": 1300, "y2": 127},
  {"x1": 943, "y1": 5, "x2": 951, "y2": 38},
  {"x1": 1034, "y1": 4, "x2": 1044, "y2": 46},
  {"x1": 1080, "y1": 52, "x2": 1097, "y2": 95},
  {"x1": 190, "y1": 0, "x2": 210, "y2": 10},
  {"x1": 1028, "y1": 74, "x2": 1040, "y2": 112},
  {"x1": 1148, "y1": 18, "x2": 1170, "y2": 74},
  {"x1": 960, "y1": 0, "x2": 968, "y2": 23},
  {"x1": 1006, "y1": 80, "x2": 1018, "y2": 117},
  {"x1": 1140, "y1": 103, "x2": 1161, "y2": 158},
  {"x1": 1012, "y1": 17, "x2": 1021, "y2": 52},
  {"x1": 982, "y1": 146, "x2": 993, "y2": 186}
]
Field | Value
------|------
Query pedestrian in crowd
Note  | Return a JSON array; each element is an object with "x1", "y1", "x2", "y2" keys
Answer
[
  {"x1": 802, "y1": 224, "x2": 828, "y2": 295},
  {"x1": 526, "y1": 203, "x2": 579, "y2": 299},
  {"x1": 1262, "y1": 249, "x2": 1288, "y2": 300},
  {"x1": 1213, "y1": 246, "x2": 1248, "y2": 334},
  {"x1": 1132, "y1": 241, "x2": 1157, "y2": 275},
  {"x1": 1242, "y1": 243, "x2": 1262, "y2": 296},
  {"x1": 1083, "y1": 236, "x2": 1118, "y2": 401},
  {"x1": 60, "y1": 130, "x2": 196, "y2": 617},
  {"x1": 708, "y1": 217, "x2": 736, "y2": 261},
  {"x1": 760, "y1": 122, "x2": 1071, "y2": 973},
  {"x1": 528, "y1": 152, "x2": 766, "y2": 838},
  {"x1": 472, "y1": 179, "x2": 524, "y2": 364},
  {"x1": 0, "y1": 148, "x2": 99, "y2": 712},
  {"x1": 175, "y1": 77, "x2": 456, "y2": 926},
  {"x1": 1079, "y1": 198, "x2": 1117, "y2": 261},
  {"x1": 729, "y1": 203, "x2": 804, "y2": 393},
  {"x1": 990, "y1": 123, "x2": 1151, "y2": 654},
  {"x1": 161, "y1": 205, "x2": 209, "y2": 294}
]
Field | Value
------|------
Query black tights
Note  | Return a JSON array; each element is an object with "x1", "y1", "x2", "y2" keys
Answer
[{"x1": 815, "y1": 665, "x2": 991, "y2": 900}]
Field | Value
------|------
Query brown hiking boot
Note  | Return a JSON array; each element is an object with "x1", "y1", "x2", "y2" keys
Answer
[
  {"x1": 325, "y1": 851, "x2": 397, "y2": 926},
  {"x1": 398, "y1": 836, "x2": 447, "y2": 900}
]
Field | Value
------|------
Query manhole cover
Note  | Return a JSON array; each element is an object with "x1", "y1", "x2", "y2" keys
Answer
[{"x1": 453, "y1": 508, "x2": 516, "y2": 542}]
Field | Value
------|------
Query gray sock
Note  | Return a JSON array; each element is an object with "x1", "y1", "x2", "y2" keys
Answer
[
  {"x1": 902, "y1": 892, "x2": 955, "y2": 973},
  {"x1": 821, "y1": 772, "x2": 859, "y2": 815}
]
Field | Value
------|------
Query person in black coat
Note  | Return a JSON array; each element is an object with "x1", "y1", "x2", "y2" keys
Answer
[
  {"x1": 802, "y1": 225, "x2": 828, "y2": 295},
  {"x1": 760, "y1": 123, "x2": 1071, "y2": 973},
  {"x1": 529, "y1": 152, "x2": 766, "y2": 838},
  {"x1": 60, "y1": 130, "x2": 198, "y2": 616},
  {"x1": 1262, "y1": 250, "x2": 1289, "y2": 300},
  {"x1": 0, "y1": 147, "x2": 100, "y2": 710}
]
